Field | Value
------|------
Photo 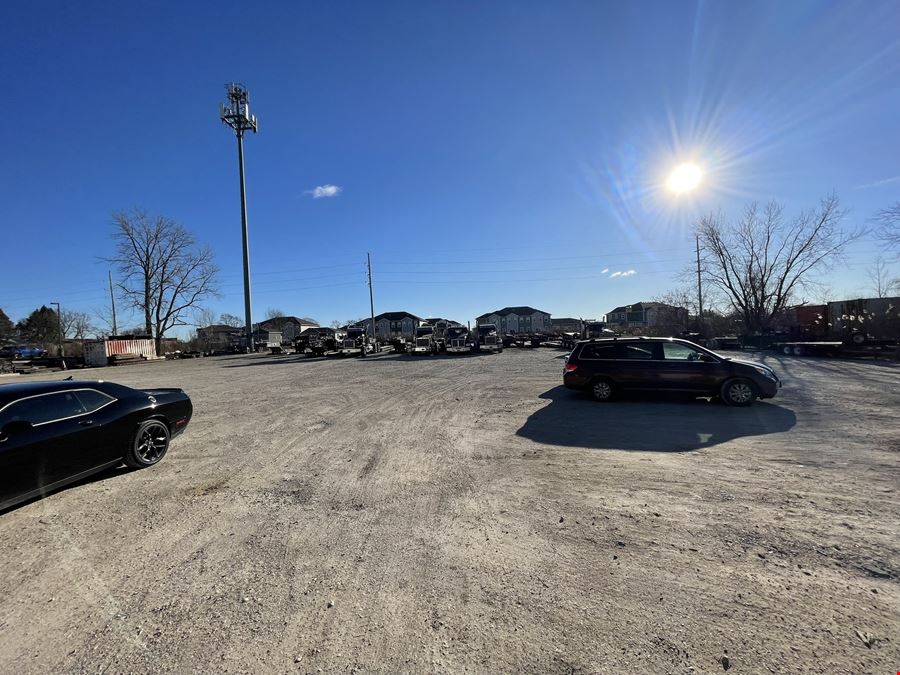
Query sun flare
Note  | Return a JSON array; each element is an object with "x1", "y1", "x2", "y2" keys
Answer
[{"x1": 667, "y1": 163, "x2": 702, "y2": 194}]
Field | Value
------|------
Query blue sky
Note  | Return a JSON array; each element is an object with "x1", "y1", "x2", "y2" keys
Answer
[{"x1": 2, "y1": 0, "x2": 898, "y2": 332}]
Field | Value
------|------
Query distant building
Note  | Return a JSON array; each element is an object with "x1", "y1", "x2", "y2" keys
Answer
[
  {"x1": 197, "y1": 324, "x2": 244, "y2": 350},
  {"x1": 605, "y1": 302, "x2": 688, "y2": 330},
  {"x1": 476, "y1": 306, "x2": 551, "y2": 334},
  {"x1": 257, "y1": 316, "x2": 319, "y2": 343},
  {"x1": 550, "y1": 317, "x2": 586, "y2": 334},
  {"x1": 357, "y1": 311, "x2": 423, "y2": 340}
]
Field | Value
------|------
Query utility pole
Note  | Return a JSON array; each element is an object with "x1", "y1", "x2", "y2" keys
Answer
[
  {"x1": 108, "y1": 270, "x2": 118, "y2": 335},
  {"x1": 367, "y1": 253, "x2": 377, "y2": 354},
  {"x1": 220, "y1": 83, "x2": 258, "y2": 352},
  {"x1": 695, "y1": 235, "x2": 704, "y2": 335},
  {"x1": 51, "y1": 301, "x2": 66, "y2": 370}
]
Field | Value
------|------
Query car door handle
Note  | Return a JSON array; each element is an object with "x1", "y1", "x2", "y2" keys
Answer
[{"x1": 78, "y1": 419, "x2": 94, "y2": 426}]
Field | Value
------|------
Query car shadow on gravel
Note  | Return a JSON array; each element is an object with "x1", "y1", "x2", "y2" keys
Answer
[
  {"x1": 516, "y1": 386, "x2": 796, "y2": 451},
  {"x1": 1, "y1": 465, "x2": 137, "y2": 515}
]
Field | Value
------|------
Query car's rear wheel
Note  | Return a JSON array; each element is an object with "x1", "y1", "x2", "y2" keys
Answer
[
  {"x1": 125, "y1": 420, "x2": 170, "y2": 468},
  {"x1": 590, "y1": 378, "x2": 615, "y2": 402},
  {"x1": 721, "y1": 379, "x2": 757, "y2": 406}
]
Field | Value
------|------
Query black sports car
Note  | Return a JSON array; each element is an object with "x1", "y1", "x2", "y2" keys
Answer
[{"x1": 0, "y1": 379, "x2": 192, "y2": 510}]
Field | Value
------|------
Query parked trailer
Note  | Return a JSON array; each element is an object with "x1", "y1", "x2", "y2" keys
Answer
[
  {"x1": 84, "y1": 338, "x2": 157, "y2": 367},
  {"x1": 769, "y1": 337, "x2": 900, "y2": 359}
]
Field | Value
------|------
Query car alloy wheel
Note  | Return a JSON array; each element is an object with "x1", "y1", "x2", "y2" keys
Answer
[
  {"x1": 725, "y1": 380, "x2": 755, "y2": 405},
  {"x1": 591, "y1": 380, "x2": 613, "y2": 401},
  {"x1": 128, "y1": 420, "x2": 171, "y2": 468}
]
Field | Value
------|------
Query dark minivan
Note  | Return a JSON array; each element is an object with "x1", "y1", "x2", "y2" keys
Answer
[{"x1": 563, "y1": 337, "x2": 779, "y2": 405}]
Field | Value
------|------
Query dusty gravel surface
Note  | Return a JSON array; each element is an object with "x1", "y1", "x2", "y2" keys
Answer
[{"x1": 0, "y1": 348, "x2": 898, "y2": 674}]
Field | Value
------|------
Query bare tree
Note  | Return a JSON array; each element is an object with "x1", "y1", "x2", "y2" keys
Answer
[
  {"x1": 220, "y1": 313, "x2": 243, "y2": 327},
  {"x1": 108, "y1": 209, "x2": 219, "y2": 352},
  {"x1": 873, "y1": 201, "x2": 900, "y2": 258},
  {"x1": 329, "y1": 319, "x2": 343, "y2": 329},
  {"x1": 867, "y1": 256, "x2": 899, "y2": 298},
  {"x1": 60, "y1": 310, "x2": 95, "y2": 340},
  {"x1": 192, "y1": 307, "x2": 217, "y2": 328},
  {"x1": 265, "y1": 308, "x2": 286, "y2": 320},
  {"x1": 697, "y1": 195, "x2": 859, "y2": 334}
]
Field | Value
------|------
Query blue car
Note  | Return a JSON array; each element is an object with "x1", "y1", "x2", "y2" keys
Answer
[{"x1": 0, "y1": 345, "x2": 48, "y2": 359}]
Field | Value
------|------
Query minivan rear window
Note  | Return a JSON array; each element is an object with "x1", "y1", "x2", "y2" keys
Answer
[{"x1": 579, "y1": 344, "x2": 617, "y2": 359}]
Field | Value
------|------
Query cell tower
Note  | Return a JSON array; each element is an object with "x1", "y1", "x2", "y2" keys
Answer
[{"x1": 220, "y1": 83, "x2": 258, "y2": 352}]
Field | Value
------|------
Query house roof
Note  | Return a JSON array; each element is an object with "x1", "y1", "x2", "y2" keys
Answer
[
  {"x1": 199, "y1": 324, "x2": 243, "y2": 332},
  {"x1": 423, "y1": 317, "x2": 461, "y2": 326},
  {"x1": 299, "y1": 326, "x2": 336, "y2": 336},
  {"x1": 258, "y1": 316, "x2": 319, "y2": 328},
  {"x1": 371, "y1": 311, "x2": 422, "y2": 322},
  {"x1": 477, "y1": 306, "x2": 549, "y2": 320},
  {"x1": 551, "y1": 317, "x2": 580, "y2": 323},
  {"x1": 607, "y1": 302, "x2": 684, "y2": 314}
]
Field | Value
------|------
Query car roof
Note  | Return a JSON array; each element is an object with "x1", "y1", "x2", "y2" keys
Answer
[
  {"x1": 0, "y1": 380, "x2": 120, "y2": 407},
  {"x1": 574, "y1": 336, "x2": 693, "y2": 347}
]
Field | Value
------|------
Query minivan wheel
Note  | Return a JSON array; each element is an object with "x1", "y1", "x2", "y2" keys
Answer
[
  {"x1": 721, "y1": 379, "x2": 756, "y2": 406},
  {"x1": 590, "y1": 378, "x2": 615, "y2": 402}
]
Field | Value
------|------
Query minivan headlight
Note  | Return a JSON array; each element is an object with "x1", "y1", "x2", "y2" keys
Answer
[{"x1": 752, "y1": 365, "x2": 775, "y2": 380}]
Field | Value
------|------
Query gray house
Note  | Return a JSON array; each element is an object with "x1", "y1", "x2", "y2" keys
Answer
[
  {"x1": 605, "y1": 302, "x2": 688, "y2": 330},
  {"x1": 476, "y1": 306, "x2": 551, "y2": 334},
  {"x1": 358, "y1": 311, "x2": 423, "y2": 340},
  {"x1": 257, "y1": 316, "x2": 319, "y2": 343}
]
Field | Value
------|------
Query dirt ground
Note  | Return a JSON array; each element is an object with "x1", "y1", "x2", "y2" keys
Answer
[{"x1": 0, "y1": 348, "x2": 898, "y2": 674}]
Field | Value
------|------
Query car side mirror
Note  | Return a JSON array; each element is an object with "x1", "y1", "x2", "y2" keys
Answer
[{"x1": 1, "y1": 420, "x2": 33, "y2": 436}]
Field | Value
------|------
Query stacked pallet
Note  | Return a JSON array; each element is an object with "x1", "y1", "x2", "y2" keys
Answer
[{"x1": 108, "y1": 353, "x2": 144, "y2": 366}]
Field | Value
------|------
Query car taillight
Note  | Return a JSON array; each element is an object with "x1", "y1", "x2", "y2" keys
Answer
[{"x1": 565, "y1": 362, "x2": 578, "y2": 373}]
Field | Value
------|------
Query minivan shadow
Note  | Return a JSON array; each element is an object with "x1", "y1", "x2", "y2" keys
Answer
[{"x1": 516, "y1": 386, "x2": 796, "y2": 452}]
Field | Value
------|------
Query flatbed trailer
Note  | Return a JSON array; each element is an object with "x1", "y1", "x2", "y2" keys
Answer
[{"x1": 770, "y1": 339, "x2": 900, "y2": 359}]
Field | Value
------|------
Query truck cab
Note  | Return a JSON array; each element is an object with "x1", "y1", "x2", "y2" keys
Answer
[
  {"x1": 445, "y1": 326, "x2": 473, "y2": 353},
  {"x1": 475, "y1": 323, "x2": 503, "y2": 352},
  {"x1": 340, "y1": 327, "x2": 369, "y2": 356},
  {"x1": 411, "y1": 326, "x2": 438, "y2": 355}
]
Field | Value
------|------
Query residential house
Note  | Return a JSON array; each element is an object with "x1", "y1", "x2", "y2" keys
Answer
[
  {"x1": 605, "y1": 302, "x2": 688, "y2": 331},
  {"x1": 357, "y1": 311, "x2": 423, "y2": 340},
  {"x1": 197, "y1": 324, "x2": 245, "y2": 350},
  {"x1": 257, "y1": 316, "x2": 319, "y2": 343},
  {"x1": 476, "y1": 306, "x2": 551, "y2": 334}
]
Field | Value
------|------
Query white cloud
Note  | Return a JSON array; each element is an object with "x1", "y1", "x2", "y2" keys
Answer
[
  {"x1": 608, "y1": 269, "x2": 636, "y2": 279},
  {"x1": 622, "y1": 269, "x2": 636, "y2": 277},
  {"x1": 601, "y1": 268, "x2": 609, "y2": 274},
  {"x1": 609, "y1": 271, "x2": 622, "y2": 278},
  {"x1": 306, "y1": 184, "x2": 342, "y2": 199},
  {"x1": 855, "y1": 175, "x2": 900, "y2": 190}
]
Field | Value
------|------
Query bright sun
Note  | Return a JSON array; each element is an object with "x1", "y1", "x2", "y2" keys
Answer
[{"x1": 667, "y1": 163, "x2": 702, "y2": 194}]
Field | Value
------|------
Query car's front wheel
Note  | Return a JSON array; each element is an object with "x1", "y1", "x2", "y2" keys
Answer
[
  {"x1": 721, "y1": 379, "x2": 757, "y2": 406},
  {"x1": 125, "y1": 420, "x2": 170, "y2": 468},
  {"x1": 590, "y1": 378, "x2": 615, "y2": 402}
]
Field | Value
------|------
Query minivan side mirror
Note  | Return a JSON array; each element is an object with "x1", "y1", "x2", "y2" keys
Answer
[{"x1": 1, "y1": 420, "x2": 33, "y2": 437}]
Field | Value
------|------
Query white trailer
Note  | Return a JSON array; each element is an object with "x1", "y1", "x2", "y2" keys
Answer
[{"x1": 84, "y1": 338, "x2": 157, "y2": 367}]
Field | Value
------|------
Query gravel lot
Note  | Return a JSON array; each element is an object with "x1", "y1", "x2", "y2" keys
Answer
[{"x1": 1, "y1": 348, "x2": 898, "y2": 673}]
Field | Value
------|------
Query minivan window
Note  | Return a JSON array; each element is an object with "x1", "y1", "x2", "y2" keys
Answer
[
  {"x1": 579, "y1": 344, "x2": 617, "y2": 359},
  {"x1": 662, "y1": 343, "x2": 703, "y2": 361},
  {"x1": 620, "y1": 344, "x2": 655, "y2": 360}
]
